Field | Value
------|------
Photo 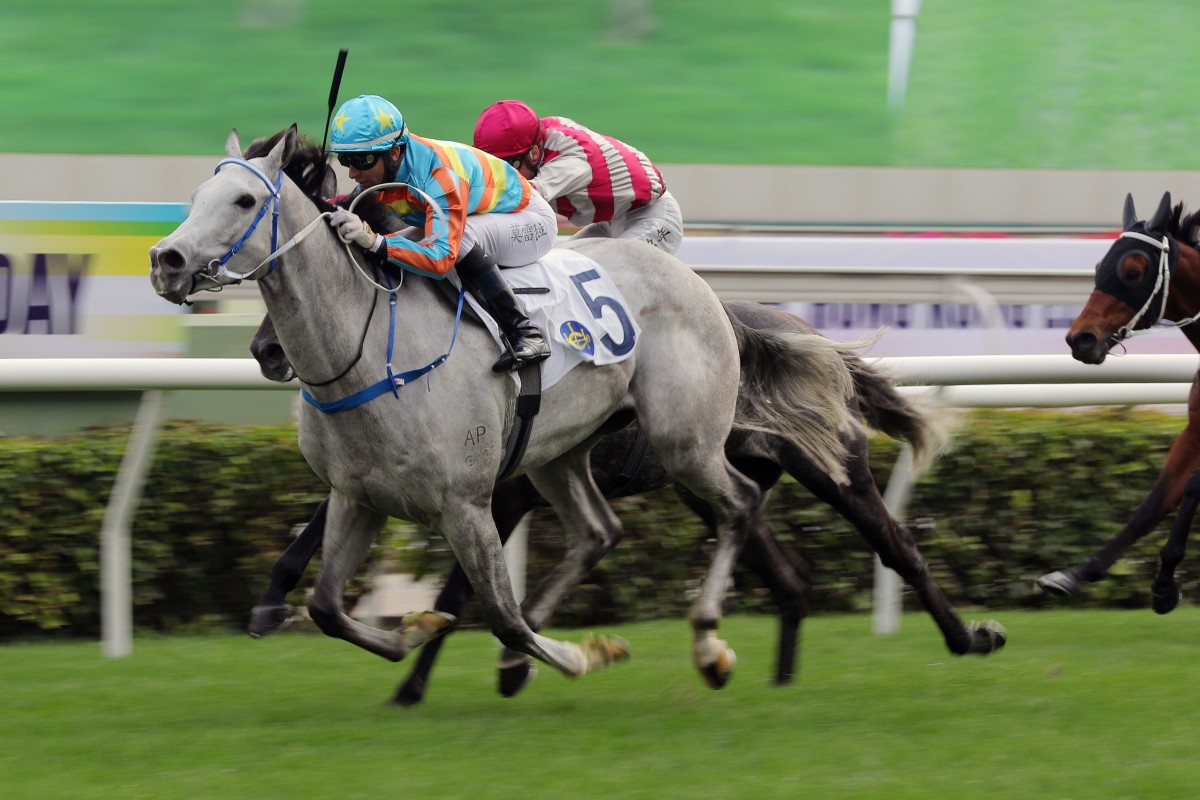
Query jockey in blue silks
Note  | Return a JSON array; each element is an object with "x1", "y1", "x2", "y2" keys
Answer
[{"x1": 327, "y1": 94, "x2": 555, "y2": 372}]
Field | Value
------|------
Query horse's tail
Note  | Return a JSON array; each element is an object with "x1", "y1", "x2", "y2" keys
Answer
[
  {"x1": 846, "y1": 357, "x2": 952, "y2": 476},
  {"x1": 726, "y1": 311, "x2": 863, "y2": 483}
]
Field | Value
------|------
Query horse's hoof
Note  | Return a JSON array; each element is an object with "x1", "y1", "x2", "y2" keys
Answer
[
  {"x1": 966, "y1": 620, "x2": 1007, "y2": 654},
  {"x1": 698, "y1": 647, "x2": 736, "y2": 690},
  {"x1": 248, "y1": 603, "x2": 294, "y2": 638},
  {"x1": 396, "y1": 611, "x2": 456, "y2": 651},
  {"x1": 1152, "y1": 584, "x2": 1180, "y2": 615},
  {"x1": 580, "y1": 633, "x2": 631, "y2": 671},
  {"x1": 392, "y1": 677, "x2": 426, "y2": 707},
  {"x1": 1036, "y1": 570, "x2": 1079, "y2": 597},
  {"x1": 694, "y1": 635, "x2": 736, "y2": 689},
  {"x1": 498, "y1": 661, "x2": 538, "y2": 697}
]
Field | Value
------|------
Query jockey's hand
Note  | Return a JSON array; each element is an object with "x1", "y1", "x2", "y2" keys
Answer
[{"x1": 329, "y1": 208, "x2": 381, "y2": 251}]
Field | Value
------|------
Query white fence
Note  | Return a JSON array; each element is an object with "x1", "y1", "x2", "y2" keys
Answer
[{"x1": 3, "y1": 354, "x2": 1197, "y2": 657}]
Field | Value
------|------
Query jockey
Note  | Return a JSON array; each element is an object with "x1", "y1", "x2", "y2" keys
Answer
[
  {"x1": 327, "y1": 94, "x2": 553, "y2": 372},
  {"x1": 473, "y1": 100, "x2": 683, "y2": 255}
]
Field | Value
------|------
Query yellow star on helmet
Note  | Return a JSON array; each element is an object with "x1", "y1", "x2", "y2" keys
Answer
[
  {"x1": 333, "y1": 112, "x2": 350, "y2": 133},
  {"x1": 374, "y1": 110, "x2": 396, "y2": 131}
]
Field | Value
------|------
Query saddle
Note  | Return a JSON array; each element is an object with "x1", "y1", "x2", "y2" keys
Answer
[{"x1": 440, "y1": 248, "x2": 641, "y2": 481}]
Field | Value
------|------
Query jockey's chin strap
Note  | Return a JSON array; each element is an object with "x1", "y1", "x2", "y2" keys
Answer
[{"x1": 1114, "y1": 229, "x2": 1200, "y2": 342}]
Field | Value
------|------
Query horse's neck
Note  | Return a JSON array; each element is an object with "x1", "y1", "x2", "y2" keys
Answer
[
  {"x1": 1173, "y1": 245, "x2": 1200, "y2": 354},
  {"x1": 256, "y1": 181, "x2": 388, "y2": 386}
]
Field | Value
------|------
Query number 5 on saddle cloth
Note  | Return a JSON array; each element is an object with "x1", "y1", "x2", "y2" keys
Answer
[{"x1": 456, "y1": 248, "x2": 641, "y2": 390}]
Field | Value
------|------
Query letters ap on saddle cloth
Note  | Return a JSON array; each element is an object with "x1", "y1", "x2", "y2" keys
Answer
[{"x1": 448, "y1": 248, "x2": 640, "y2": 390}]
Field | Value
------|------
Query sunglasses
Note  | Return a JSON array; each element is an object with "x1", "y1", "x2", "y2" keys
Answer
[{"x1": 337, "y1": 152, "x2": 382, "y2": 170}]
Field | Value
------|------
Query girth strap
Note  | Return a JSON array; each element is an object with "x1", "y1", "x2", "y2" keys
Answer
[
  {"x1": 496, "y1": 362, "x2": 543, "y2": 483},
  {"x1": 601, "y1": 430, "x2": 651, "y2": 498}
]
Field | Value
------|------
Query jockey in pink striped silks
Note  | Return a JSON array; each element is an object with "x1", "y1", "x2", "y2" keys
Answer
[{"x1": 473, "y1": 100, "x2": 683, "y2": 255}]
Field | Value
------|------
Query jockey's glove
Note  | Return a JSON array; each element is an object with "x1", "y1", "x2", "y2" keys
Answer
[{"x1": 329, "y1": 208, "x2": 382, "y2": 252}]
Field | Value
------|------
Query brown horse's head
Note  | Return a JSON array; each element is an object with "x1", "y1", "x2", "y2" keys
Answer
[{"x1": 1065, "y1": 191, "x2": 1197, "y2": 363}]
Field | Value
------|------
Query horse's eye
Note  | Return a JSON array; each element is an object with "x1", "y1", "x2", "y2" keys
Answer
[
  {"x1": 1118, "y1": 253, "x2": 1147, "y2": 284},
  {"x1": 236, "y1": 194, "x2": 256, "y2": 209}
]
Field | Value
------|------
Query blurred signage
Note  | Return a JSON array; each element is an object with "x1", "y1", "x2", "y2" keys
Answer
[
  {"x1": 0, "y1": 202, "x2": 189, "y2": 357},
  {"x1": 679, "y1": 234, "x2": 1198, "y2": 357}
]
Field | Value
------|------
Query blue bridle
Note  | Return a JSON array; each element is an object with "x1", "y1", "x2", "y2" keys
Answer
[{"x1": 208, "y1": 157, "x2": 283, "y2": 280}]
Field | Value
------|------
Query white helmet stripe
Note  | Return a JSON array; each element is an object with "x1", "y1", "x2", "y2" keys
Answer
[{"x1": 330, "y1": 129, "x2": 405, "y2": 151}]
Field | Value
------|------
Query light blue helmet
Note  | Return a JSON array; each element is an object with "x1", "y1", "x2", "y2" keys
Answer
[{"x1": 330, "y1": 94, "x2": 408, "y2": 152}]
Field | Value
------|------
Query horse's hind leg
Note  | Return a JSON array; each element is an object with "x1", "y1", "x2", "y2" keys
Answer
[
  {"x1": 654, "y1": 446, "x2": 762, "y2": 688},
  {"x1": 633, "y1": 385, "x2": 763, "y2": 686},
  {"x1": 249, "y1": 497, "x2": 328, "y2": 638},
  {"x1": 780, "y1": 428, "x2": 1005, "y2": 656},
  {"x1": 308, "y1": 493, "x2": 454, "y2": 662},
  {"x1": 1151, "y1": 468, "x2": 1200, "y2": 614},
  {"x1": 676, "y1": 460, "x2": 810, "y2": 686},
  {"x1": 523, "y1": 448, "x2": 624, "y2": 630}
]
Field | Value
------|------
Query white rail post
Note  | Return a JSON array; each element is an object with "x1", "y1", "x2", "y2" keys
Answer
[
  {"x1": 874, "y1": 443, "x2": 915, "y2": 634},
  {"x1": 504, "y1": 515, "x2": 529, "y2": 604},
  {"x1": 101, "y1": 389, "x2": 167, "y2": 658},
  {"x1": 887, "y1": 0, "x2": 922, "y2": 112}
]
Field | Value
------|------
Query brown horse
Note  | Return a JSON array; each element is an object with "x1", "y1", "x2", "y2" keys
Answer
[{"x1": 1041, "y1": 191, "x2": 1200, "y2": 612}]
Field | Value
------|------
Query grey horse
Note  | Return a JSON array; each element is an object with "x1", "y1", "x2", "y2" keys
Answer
[
  {"x1": 249, "y1": 303, "x2": 1008, "y2": 704},
  {"x1": 149, "y1": 125, "x2": 859, "y2": 687}
]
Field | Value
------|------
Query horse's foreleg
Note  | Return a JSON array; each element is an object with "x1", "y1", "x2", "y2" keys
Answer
[
  {"x1": 1152, "y1": 468, "x2": 1200, "y2": 614},
  {"x1": 308, "y1": 493, "x2": 453, "y2": 662},
  {"x1": 1040, "y1": 422, "x2": 1200, "y2": 596},
  {"x1": 490, "y1": 454, "x2": 628, "y2": 687},
  {"x1": 393, "y1": 477, "x2": 543, "y2": 705},
  {"x1": 249, "y1": 497, "x2": 328, "y2": 638},
  {"x1": 438, "y1": 501, "x2": 628, "y2": 681}
]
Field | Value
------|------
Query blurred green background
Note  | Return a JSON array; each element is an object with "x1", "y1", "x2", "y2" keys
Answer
[{"x1": 6, "y1": 0, "x2": 1200, "y2": 167}]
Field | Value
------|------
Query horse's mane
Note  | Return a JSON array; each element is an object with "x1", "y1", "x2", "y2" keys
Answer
[
  {"x1": 1170, "y1": 202, "x2": 1200, "y2": 249},
  {"x1": 242, "y1": 129, "x2": 395, "y2": 234}
]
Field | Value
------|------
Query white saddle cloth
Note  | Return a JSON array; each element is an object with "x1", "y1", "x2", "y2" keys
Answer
[{"x1": 454, "y1": 248, "x2": 640, "y2": 389}]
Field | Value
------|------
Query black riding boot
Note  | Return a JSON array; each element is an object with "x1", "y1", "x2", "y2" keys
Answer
[{"x1": 456, "y1": 245, "x2": 550, "y2": 372}]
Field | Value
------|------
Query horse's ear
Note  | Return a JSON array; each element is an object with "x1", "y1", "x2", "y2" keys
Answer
[
  {"x1": 1122, "y1": 193, "x2": 1138, "y2": 230},
  {"x1": 265, "y1": 124, "x2": 298, "y2": 172},
  {"x1": 321, "y1": 162, "x2": 338, "y2": 199},
  {"x1": 1149, "y1": 191, "x2": 1173, "y2": 233},
  {"x1": 225, "y1": 128, "x2": 243, "y2": 158}
]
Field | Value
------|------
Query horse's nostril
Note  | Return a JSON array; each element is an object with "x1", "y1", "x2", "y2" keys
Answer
[
  {"x1": 264, "y1": 344, "x2": 286, "y2": 366},
  {"x1": 156, "y1": 248, "x2": 185, "y2": 271}
]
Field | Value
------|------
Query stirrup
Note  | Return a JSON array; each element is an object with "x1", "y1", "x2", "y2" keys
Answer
[{"x1": 492, "y1": 338, "x2": 550, "y2": 373}]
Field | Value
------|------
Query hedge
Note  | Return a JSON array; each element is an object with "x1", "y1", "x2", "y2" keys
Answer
[{"x1": 0, "y1": 409, "x2": 1192, "y2": 640}]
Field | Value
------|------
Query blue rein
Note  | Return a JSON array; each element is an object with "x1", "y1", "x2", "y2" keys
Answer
[
  {"x1": 215, "y1": 156, "x2": 465, "y2": 414},
  {"x1": 300, "y1": 284, "x2": 466, "y2": 414}
]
